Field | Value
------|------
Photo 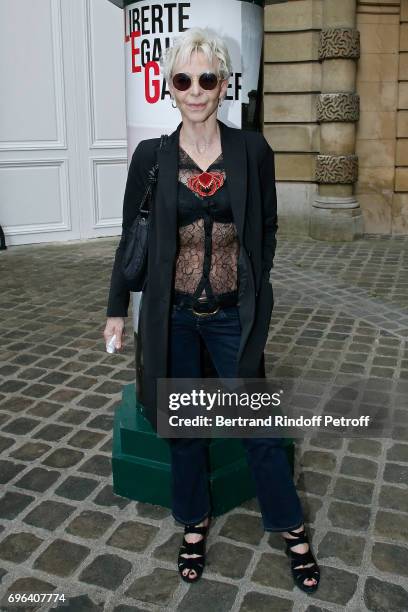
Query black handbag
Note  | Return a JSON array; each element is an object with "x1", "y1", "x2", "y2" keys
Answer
[{"x1": 122, "y1": 134, "x2": 168, "y2": 291}]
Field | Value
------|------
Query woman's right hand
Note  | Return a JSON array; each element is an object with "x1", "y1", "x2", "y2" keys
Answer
[{"x1": 103, "y1": 317, "x2": 126, "y2": 351}]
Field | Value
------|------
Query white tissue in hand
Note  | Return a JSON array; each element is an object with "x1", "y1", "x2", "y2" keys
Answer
[{"x1": 106, "y1": 334, "x2": 117, "y2": 354}]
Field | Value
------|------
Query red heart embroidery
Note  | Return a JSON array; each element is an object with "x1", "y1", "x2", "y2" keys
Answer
[
  {"x1": 198, "y1": 172, "x2": 212, "y2": 188},
  {"x1": 187, "y1": 171, "x2": 224, "y2": 197}
]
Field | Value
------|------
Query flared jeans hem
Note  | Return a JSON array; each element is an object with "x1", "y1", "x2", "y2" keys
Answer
[
  {"x1": 263, "y1": 518, "x2": 304, "y2": 533},
  {"x1": 172, "y1": 509, "x2": 211, "y2": 527},
  {"x1": 172, "y1": 507, "x2": 303, "y2": 532}
]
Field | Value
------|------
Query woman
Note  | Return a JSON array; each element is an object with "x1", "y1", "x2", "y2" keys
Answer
[{"x1": 104, "y1": 28, "x2": 320, "y2": 592}]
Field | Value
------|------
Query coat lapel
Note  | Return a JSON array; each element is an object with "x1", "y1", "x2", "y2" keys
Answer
[
  {"x1": 219, "y1": 120, "x2": 247, "y2": 241},
  {"x1": 155, "y1": 123, "x2": 181, "y2": 262}
]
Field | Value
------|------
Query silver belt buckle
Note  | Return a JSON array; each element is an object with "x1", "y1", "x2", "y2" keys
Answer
[{"x1": 192, "y1": 306, "x2": 220, "y2": 316}]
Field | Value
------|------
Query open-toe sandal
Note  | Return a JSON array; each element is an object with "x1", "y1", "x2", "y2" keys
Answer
[
  {"x1": 178, "y1": 520, "x2": 209, "y2": 583},
  {"x1": 283, "y1": 525, "x2": 320, "y2": 593}
]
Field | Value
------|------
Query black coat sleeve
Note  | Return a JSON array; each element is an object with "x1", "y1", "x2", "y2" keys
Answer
[
  {"x1": 259, "y1": 138, "x2": 278, "y2": 278},
  {"x1": 106, "y1": 141, "x2": 152, "y2": 317}
]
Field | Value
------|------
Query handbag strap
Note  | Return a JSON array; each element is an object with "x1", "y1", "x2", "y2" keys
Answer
[{"x1": 139, "y1": 134, "x2": 168, "y2": 216}]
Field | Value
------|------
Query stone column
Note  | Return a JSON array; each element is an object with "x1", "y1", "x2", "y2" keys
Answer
[{"x1": 310, "y1": 0, "x2": 363, "y2": 240}]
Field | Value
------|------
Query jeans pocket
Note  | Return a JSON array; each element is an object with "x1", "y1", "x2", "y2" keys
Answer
[
  {"x1": 171, "y1": 304, "x2": 183, "y2": 317},
  {"x1": 219, "y1": 306, "x2": 240, "y2": 320}
]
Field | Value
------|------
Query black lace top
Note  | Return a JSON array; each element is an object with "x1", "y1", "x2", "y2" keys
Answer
[{"x1": 173, "y1": 146, "x2": 239, "y2": 306}]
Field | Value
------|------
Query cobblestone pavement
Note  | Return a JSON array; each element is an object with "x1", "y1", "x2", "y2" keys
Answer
[{"x1": 0, "y1": 235, "x2": 407, "y2": 612}]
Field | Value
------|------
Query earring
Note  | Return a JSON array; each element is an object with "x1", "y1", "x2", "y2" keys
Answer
[
  {"x1": 171, "y1": 99, "x2": 177, "y2": 109},
  {"x1": 218, "y1": 98, "x2": 223, "y2": 108}
]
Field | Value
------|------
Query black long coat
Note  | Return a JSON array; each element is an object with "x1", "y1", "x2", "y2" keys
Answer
[{"x1": 107, "y1": 120, "x2": 278, "y2": 432}]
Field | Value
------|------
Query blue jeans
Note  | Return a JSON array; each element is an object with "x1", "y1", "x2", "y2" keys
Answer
[{"x1": 167, "y1": 303, "x2": 305, "y2": 532}]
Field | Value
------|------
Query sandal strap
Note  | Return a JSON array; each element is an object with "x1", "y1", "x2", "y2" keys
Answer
[
  {"x1": 284, "y1": 527, "x2": 309, "y2": 546},
  {"x1": 184, "y1": 524, "x2": 208, "y2": 536},
  {"x1": 178, "y1": 559, "x2": 204, "y2": 569},
  {"x1": 180, "y1": 540, "x2": 205, "y2": 555},
  {"x1": 290, "y1": 551, "x2": 319, "y2": 576},
  {"x1": 284, "y1": 534, "x2": 308, "y2": 548},
  {"x1": 305, "y1": 566, "x2": 320, "y2": 577},
  {"x1": 293, "y1": 565, "x2": 320, "y2": 581},
  {"x1": 289, "y1": 550, "x2": 314, "y2": 563}
]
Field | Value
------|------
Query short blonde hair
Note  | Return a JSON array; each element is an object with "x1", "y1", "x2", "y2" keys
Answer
[{"x1": 160, "y1": 27, "x2": 232, "y2": 83}]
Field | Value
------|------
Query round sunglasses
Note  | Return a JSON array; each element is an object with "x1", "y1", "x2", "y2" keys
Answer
[{"x1": 172, "y1": 72, "x2": 220, "y2": 92}]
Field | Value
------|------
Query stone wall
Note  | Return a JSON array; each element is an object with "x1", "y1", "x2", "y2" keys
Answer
[
  {"x1": 263, "y1": 0, "x2": 322, "y2": 235},
  {"x1": 355, "y1": 0, "x2": 400, "y2": 234},
  {"x1": 394, "y1": 0, "x2": 408, "y2": 232},
  {"x1": 263, "y1": 0, "x2": 408, "y2": 237}
]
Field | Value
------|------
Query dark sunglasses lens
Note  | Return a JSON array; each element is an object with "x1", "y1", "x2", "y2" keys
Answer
[
  {"x1": 199, "y1": 73, "x2": 218, "y2": 90},
  {"x1": 172, "y1": 73, "x2": 191, "y2": 91}
]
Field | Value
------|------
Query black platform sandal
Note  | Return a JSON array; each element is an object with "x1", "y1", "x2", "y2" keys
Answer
[
  {"x1": 178, "y1": 520, "x2": 209, "y2": 583},
  {"x1": 282, "y1": 525, "x2": 320, "y2": 593}
]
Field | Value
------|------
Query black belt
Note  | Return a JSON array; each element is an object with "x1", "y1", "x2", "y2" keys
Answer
[{"x1": 173, "y1": 291, "x2": 238, "y2": 315}]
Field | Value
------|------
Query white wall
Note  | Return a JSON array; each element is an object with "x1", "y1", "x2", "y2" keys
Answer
[{"x1": 0, "y1": 0, "x2": 127, "y2": 245}]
